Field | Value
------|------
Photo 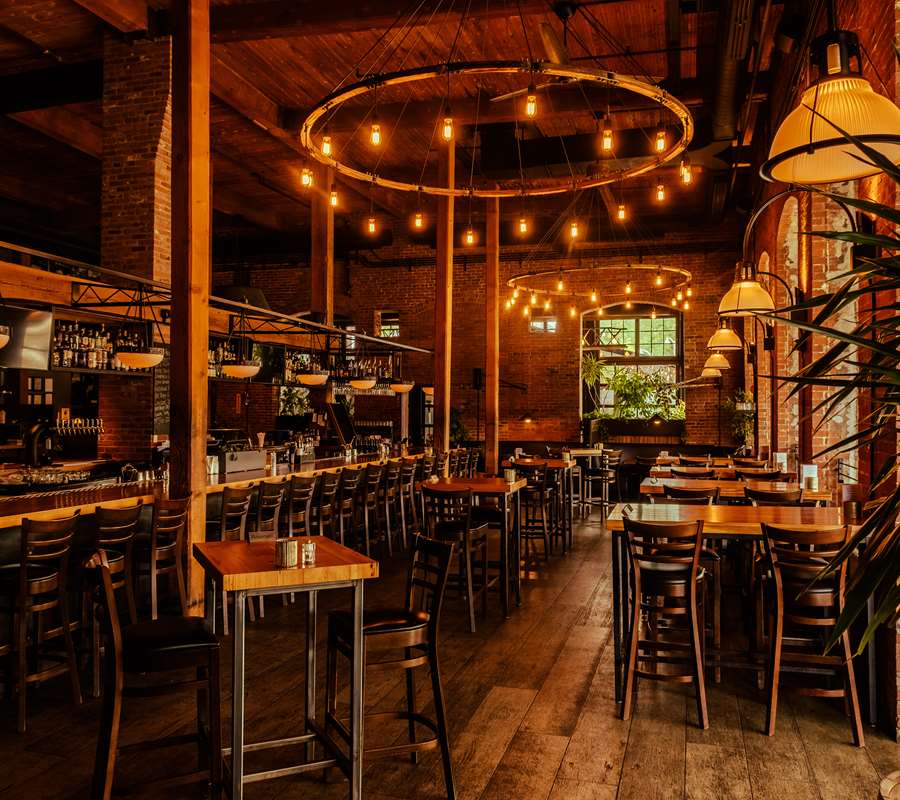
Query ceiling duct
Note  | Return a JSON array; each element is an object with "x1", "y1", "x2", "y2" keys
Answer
[{"x1": 712, "y1": 0, "x2": 755, "y2": 141}]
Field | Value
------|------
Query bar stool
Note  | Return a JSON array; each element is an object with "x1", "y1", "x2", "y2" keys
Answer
[
  {"x1": 434, "y1": 452, "x2": 448, "y2": 478},
  {"x1": 745, "y1": 486, "x2": 801, "y2": 505},
  {"x1": 87, "y1": 551, "x2": 221, "y2": 799},
  {"x1": 621, "y1": 517, "x2": 708, "y2": 729},
  {"x1": 92, "y1": 502, "x2": 144, "y2": 627},
  {"x1": 398, "y1": 458, "x2": 419, "y2": 542},
  {"x1": 447, "y1": 450, "x2": 460, "y2": 477},
  {"x1": 583, "y1": 449, "x2": 622, "y2": 516},
  {"x1": 382, "y1": 460, "x2": 403, "y2": 552},
  {"x1": 0, "y1": 511, "x2": 82, "y2": 733},
  {"x1": 761, "y1": 523, "x2": 864, "y2": 745},
  {"x1": 325, "y1": 535, "x2": 456, "y2": 800},
  {"x1": 135, "y1": 496, "x2": 190, "y2": 620},
  {"x1": 312, "y1": 471, "x2": 341, "y2": 539},
  {"x1": 335, "y1": 468, "x2": 362, "y2": 547},
  {"x1": 285, "y1": 474, "x2": 319, "y2": 537},
  {"x1": 210, "y1": 485, "x2": 254, "y2": 636},
  {"x1": 423, "y1": 486, "x2": 490, "y2": 633},
  {"x1": 248, "y1": 480, "x2": 287, "y2": 618},
  {"x1": 518, "y1": 463, "x2": 552, "y2": 562},
  {"x1": 361, "y1": 463, "x2": 385, "y2": 557}
]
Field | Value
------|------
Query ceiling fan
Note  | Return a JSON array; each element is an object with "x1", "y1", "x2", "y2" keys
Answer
[{"x1": 490, "y1": 2, "x2": 662, "y2": 106}]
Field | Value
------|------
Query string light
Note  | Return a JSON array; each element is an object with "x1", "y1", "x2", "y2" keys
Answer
[
  {"x1": 513, "y1": 288, "x2": 520, "y2": 299},
  {"x1": 617, "y1": 204, "x2": 626, "y2": 221},
  {"x1": 680, "y1": 155, "x2": 692, "y2": 185},
  {"x1": 544, "y1": 298, "x2": 551, "y2": 311},
  {"x1": 518, "y1": 217, "x2": 528, "y2": 234},
  {"x1": 597, "y1": 306, "x2": 604, "y2": 315},
  {"x1": 525, "y1": 86, "x2": 537, "y2": 118},
  {"x1": 676, "y1": 288, "x2": 684, "y2": 302},
  {"x1": 530, "y1": 293, "x2": 538, "y2": 306},
  {"x1": 505, "y1": 299, "x2": 512, "y2": 310},
  {"x1": 329, "y1": 190, "x2": 338, "y2": 207},
  {"x1": 321, "y1": 135, "x2": 333, "y2": 157},
  {"x1": 655, "y1": 128, "x2": 666, "y2": 152},
  {"x1": 683, "y1": 299, "x2": 690, "y2": 311},
  {"x1": 601, "y1": 117, "x2": 613, "y2": 152},
  {"x1": 367, "y1": 216, "x2": 377, "y2": 234},
  {"x1": 655, "y1": 268, "x2": 663, "y2": 286},
  {"x1": 557, "y1": 273, "x2": 564, "y2": 292},
  {"x1": 523, "y1": 304, "x2": 530, "y2": 317},
  {"x1": 301, "y1": 167, "x2": 313, "y2": 188},
  {"x1": 465, "y1": 227, "x2": 475, "y2": 246},
  {"x1": 569, "y1": 219, "x2": 579, "y2": 239},
  {"x1": 441, "y1": 115, "x2": 454, "y2": 142},
  {"x1": 590, "y1": 288, "x2": 597, "y2": 303},
  {"x1": 414, "y1": 211, "x2": 424, "y2": 229},
  {"x1": 651, "y1": 306, "x2": 657, "y2": 319},
  {"x1": 625, "y1": 299, "x2": 632, "y2": 309},
  {"x1": 686, "y1": 284, "x2": 693, "y2": 298},
  {"x1": 671, "y1": 296, "x2": 678, "y2": 307},
  {"x1": 625, "y1": 279, "x2": 632, "y2": 295},
  {"x1": 370, "y1": 119, "x2": 382, "y2": 147},
  {"x1": 656, "y1": 180, "x2": 665, "y2": 202},
  {"x1": 569, "y1": 305, "x2": 576, "y2": 318},
  {"x1": 510, "y1": 293, "x2": 517, "y2": 306}
]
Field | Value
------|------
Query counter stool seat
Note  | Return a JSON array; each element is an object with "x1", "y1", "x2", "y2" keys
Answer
[
  {"x1": 121, "y1": 616, "x2": 217, "y2": 672},
  {"x1": 328, "y1": 607, "x2": 429, "y2": 639}
]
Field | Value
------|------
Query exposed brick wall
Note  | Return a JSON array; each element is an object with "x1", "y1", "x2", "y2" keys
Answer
[
  {"x1": 211, "y1": 381, "x2": 280, "y2": 437},
  {"x1": 97, "y1": 374, "x2": 154, "y2": 462},
  {"x1": 101, "y1": 34, "x2": 172, "y2": 283}
]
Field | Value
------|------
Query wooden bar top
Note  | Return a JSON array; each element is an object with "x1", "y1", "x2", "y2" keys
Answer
[
  {"x1": 418, "y1": 476, "x2": 527, "y2": 495},
  {"x1": 606, "y1": 503, "x2": 842, "y2": 536},
  {"x1": 639, "y1": 477, "x2": 831, "y2": 503},
  {"x1": 0, "y1": 481, "x2": 160, "y2": 529},
  {"x1": 193, "y1": 538, "x2": 378, "y2": 592}
]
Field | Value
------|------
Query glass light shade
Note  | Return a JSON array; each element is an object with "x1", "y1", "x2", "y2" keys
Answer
[
  {"x1": 704, "y1": 352, "x2": 730, "y2": 370},
  {"x1": 116, "y1": 348, "x2": 164, "y2": 370},
  {"x1": 707, "y1": 323, "x2": 743, "y2": 351},
  {"x1": 617, "y1": 204, "x2": 626, "y2": 221},
  {"x1": 700, "y1": 367, "x2": 722, "y2": 379},
  {"x1": 601, "y1": 118, "x2": 613, "y2": 152},
  {"x1": 525, "y1": 92, "x2": 537, "y2": 118},
  {"x1": 348, "y1": 377, "x2": 377, "y2": 391},
  {"x1": 718, "y1": 279, "x2": 775, "y2": 316},
  {"x1": 518, "y1": 217, "x2": 528, "y2": 234},
  {"x1": 298, "y1": 371, "x2": 329, "y2": 386},
  {"x1": 329, "y1": 190, "x2": 338, "y2": 207},
  {"x1": 422, "y1": 386, "x2": 434, "y2": 396},
  {"x1": 370, "y1": 123, "x2": 381, "y2": 146},
  {"x1": 763, "y1": 76, "x2": 900, "y2": 184},
  {"x1": 222, "y1": 360, "x2": 261, "y2": 379},
  {"x1": 441, "y1": 117, "x2": 454, "y2": 141},
  {"x1": 321, "y1": 135, "x2": 332, "y2": 156},
  {"x1": 0, "y1": 324, "x2": 10, "y2": 350},
  {"x1": 390, "y1": 381, "x2": 414, "y2": 393}
]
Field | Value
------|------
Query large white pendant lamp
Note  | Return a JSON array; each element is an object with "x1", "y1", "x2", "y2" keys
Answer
[
  {"x1": 707, "y1": 320, "x2": 743, "y2": 351},
  {"x1": 700, "y1": 367, "x2": 722, "y2": 379},
  {"x1": 761, "y1": 20, "x2": 900, "y2": 184},
  {"x1": 718, "y1": 261, "x2": 775, "y2": 317},
  {"x1": 704, "y1": 352, "x2": 730, "y2": 370}
]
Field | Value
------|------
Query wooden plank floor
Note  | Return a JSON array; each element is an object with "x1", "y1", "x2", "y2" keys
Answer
[{"x1": 0, "y1": 517, "x2": 895, "y2": 799}]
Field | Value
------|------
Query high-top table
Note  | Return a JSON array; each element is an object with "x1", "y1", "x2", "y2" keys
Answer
[
  {"x1": 193, "y1": 538, "x2": 378, "y2": 800},
  {"x1": 605, "y1": 502, "x2": 844, "y2": 704},
  {"x1": 639, "y1": 476, "x2": 831, "y2": 504},
  {"x1": 502, "y1": 457, "x2": 576, "y2": 552},
  {"x1": 419, "y1": 475, "x2": 525, "y2": 616}
]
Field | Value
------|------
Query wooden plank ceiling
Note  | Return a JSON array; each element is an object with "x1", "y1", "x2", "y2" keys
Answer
[{"x1": 0, "y1": 0, "x2": 776, "y2": 256}]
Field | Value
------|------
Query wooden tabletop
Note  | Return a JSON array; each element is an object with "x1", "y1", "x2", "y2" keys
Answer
[
  {"x1": 568, "y1": 448, "x2": 604, "y2": 457},
  {"x1": 650, "y1": 465, "x2": 797, "y2": 481},
  {"x1": 655, "y1": 456, "x2": 733, "y2": 466},
  {"x1": 606, "y1": 503, "x2": 842, "y2": 536},
  {"x1": 419, "y1": 475, "x2": 527, "y2": 495},
  {"x1": 0, "y1": 482, "x2": 160, "y2": 529},
  {"x1": 502, "y1": 457, "x2": 574, "y2": 470},
  {"x1": 639, "y1": 477, "x2": 831, "y2": 503},
  {"x1": 192, "y1": 537, "x2": 378, "y2": 592}
]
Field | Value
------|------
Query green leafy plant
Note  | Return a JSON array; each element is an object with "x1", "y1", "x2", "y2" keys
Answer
[
  {"x1": 581, "y1": 353, "x2": 684, "y2": 420},
  {"x1": 279, "y1": 386, "x2": 310, "y2": 416},
  {"x1": 767, "y1": 124, "x2": 900, "y2": 652},
  {"x1": 723, "y1": 389, "x2": 756, "y2": 446}
]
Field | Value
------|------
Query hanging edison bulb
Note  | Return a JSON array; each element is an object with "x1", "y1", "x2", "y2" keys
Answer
[
  {"x1": 465, "y1": 227, "x2": 475, "y2": 246},
  {"x1": 518, "y1": 217, "x2": 528, "y2": 234},
  {"x1": 680, "y1": 156, "x2": 692, "y2": 185},
  {"x1": 617, "y1": 203, "x2": 626, "y2": 221},
  {"x1": 569, "y1": 219, "x2": 579, "y2": 239},
  {"x1": 414, "y1": 211, "x2": 424, "y2": 229},
  {"x1": 569, "y1": 304, "x2": 576, "y2": 318},
  {"x1": 367, "y1": 216, "x2": 377, "y2": 234},
  {"x1": 322, "y1": 135, "x2": 333, "y2": 157},
  {"x1": 625, "y1": 279, "x2": 633, "y2": 296},
  {"x1": 505, "y1": 298, "x2": 512, "y2": 311},
  {"x1": 441, "y1": 115, "x2": 454, "y2": 142},
  {"x1": 513, "y1": 288, "x2": 520, "y2": 299},
  {"x1": 329, "y1": 190, "x2": 338, "y2": 207},
  {"x1": 671, "y1": 295, "x2": 678, "y2": 307},
  {"x1": 676, "y1": 288, "x2": 684, "y2": 302},
  {"x1": 625, "y1": 299, "x2": 633, "y2": 309},
  {"x1": 655, "y1": 268, "x2": 663, "y2": 286},
  {"x1": 683, "y1": 299, "x2": 690, "y2": 311},
  {"x1": 301, "y1": 167, "x2": 313, "y2": 188},
  {"x1": 525, "y1": 86, "x2": 537, "y2": 118},
  {"x1": 597, "y1": 305, "x2": 604, "y2": 315},
  {"x1": 523, "y1": 304, "x2": 530, "y2": 317},
  {"x1": 656, "y1": 180, "x2": 665, "y2": 202},
  {"x1": 651, "y1": 306, "x2": 657, "y2": 319},
  {"x1": 655, "y1": 128, "x2": 667, "y2": 152},
  {"x1": 510, "y1": 293, "x2": 517, "y2": 306},
  {"x1": 686, "y1": 284, "x2": 693, "y2": 298},
  {"x1": 530, "y1": 292, "x2": 538, "y2": 306},
  {"x1": 601, "y1": 116, "x2": 613, "y2": 152},
  {"x1": 557, "y1": 274, "x2": 564, "y2": 292},
  {"x1": 590, "y1": 288, "x2": 597, "y2": 303},
  {"x1": 370, "y1": 120, "x2": 382, "y2": 146},
  {"x1": 543, "y1": 297, "x2": 551, "y2": 311}
]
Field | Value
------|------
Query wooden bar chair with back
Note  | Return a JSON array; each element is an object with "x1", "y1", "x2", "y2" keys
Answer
[
  {"x1": 247, "y1": 479, "x2": 288, "y2": 617},
  {"x1": 135, "y1": 496, "x2": 190, "y2": 620}
]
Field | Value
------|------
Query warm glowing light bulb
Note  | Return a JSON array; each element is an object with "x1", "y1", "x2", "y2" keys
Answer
[
  {"x1": 601, "y1": 117, "x2": 613, "y2": 152},
  {"x1": 505, "y1": 299, "x2": 511, "y2": 310},
  {"x1": 518, "y1": 217, "x2": 528, "y2": 234},
  {"x1": 656, "y1": 180, "x2": 665, "y2": 202},
  {"x1": 523, "y1": 305, "x2": 530, "y2": 317},
  {"x1": 617, "y1": 204, "x2": 626, "y2": 221},
  {"x1": 655, "y1": 128, "x2": 666, "y2": 152},
  {"x1": 530, "y1": 293, "x2": 537, "y2": 306},
  {"x1": 557, "y1": 277, "x2": 564, "y2": 292},
  {"x1": 683, "y1": 299, "x2": 690, "y2": 311},
  {"x1": 329, "y1": 190, "x2": 338, "y2": 207},
  {"x1": 686, "y1": 285, "x2": 693, "y2": 298},
  {"x1": 569, "y1": 305, "x2": 576, "y2": 318},
  {"x1": 513, "y1": 288, "x2": 520, "y2": 299},
  {"x1": 676, "y1": 289, "x2": 684, "y2": 301},
  {"x1": 569, "y1": 219, "x2": 579, "y2": 239},
  {"x1": 655, "y1": 269, "x2": 663, "y2": 286},
  {"x1": 301, "y1": 167, "x2": 313, "y2": 188},
  {"x1": 370, "y1": 122, "x2": 382, "y2": 146},
  {"x1": 544, "y1": 298, "x2": 551, "y2": 311},
  {"x1": 414, "y1": 211, "x2": 424, "y2": 229},
  {"x1": 671, "y1": 296, "x2": 678, "y2": 307},
  {"x1": 590, "y1": 288, "x2": 597, "y2": 303},
  {"x1": 597, "y1": 306, "x2": 604, "y2": 315},
  {"x1": 442, "y1": 116, "x2": 454, "y2": 141},
  {"x1": 465, "y1": 227, "x2": 475, "y2": 246},
  {"x1": 681, "y1": 157, "x2": 692, "y2": 185},
  {"x1": 368, "y1": 216, "x2": 377, "y2": 234},
  {"x1": 625, "y1": 279, "x2": 632, "y2": 295},
  {"x1": 322, "y1": 135, "x2": 332, "y2": 156},
  {"x1": 625, "y1": 299, "x2": 632, "y2": 309},
  {"x1": 510, "y1": 294, "x2": 516, "y2": 306},
  {"x1": 525, "y1": 87, "x2": 537, "y2": 118},
  {"x1": 651, "y1": 307, "x2": 657, "y2": 319}
]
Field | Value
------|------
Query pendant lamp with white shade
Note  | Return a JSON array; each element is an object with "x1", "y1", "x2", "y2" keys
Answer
[
  {"x1": 700, "y1": 367, "x2": 722, "y2": 379},
  {"x1": 707, "y1": 320, "x2": 743, "y2": 351},
  {"x1": 704, "y1": 352, "x2": 730, "y2": 370},
  {"x1": 761, "y1": 5, "x2": 900, "y2": 185},
  {"x1": 718, "y1": 261, "x2": 776, "y2": 317}
]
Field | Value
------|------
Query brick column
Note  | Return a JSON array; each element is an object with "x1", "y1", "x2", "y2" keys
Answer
[{"x1": 101, "y1": 34, "x2": 172, "y2": 282}]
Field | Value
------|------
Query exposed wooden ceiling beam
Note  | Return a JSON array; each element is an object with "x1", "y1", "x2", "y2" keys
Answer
[
  {"x1": 209, "y1": 0, "x2": 552, "y2": 43},
  {"x1": 0, "y1": 61, "x2": 102, "y2": 114},
  {"x1": 215, "y1": 183, "x2": 304, "y2": 232},
  {"x1": 69, "y1": 0, "x2": 147, "y2": 33}
]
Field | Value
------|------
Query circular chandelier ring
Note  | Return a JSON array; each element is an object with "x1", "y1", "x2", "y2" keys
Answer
[
  {"x1": 300, "y1": 60, "x2": 695, "y2": 199},
  {"x1": 508, "y1": 263, "x2": 692, "y2": 299}
]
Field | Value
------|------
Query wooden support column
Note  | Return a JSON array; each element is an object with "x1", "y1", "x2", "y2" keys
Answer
[
  {"x1": 170, "y1": 0, "x2": 211, "y2": 615},
  {"x1": 797, "y1": 191, "x2": 813, "y2": 463},
  {"x1": 484, "y1": 196, "x2": 500, "y2": 474},
  {"x1": 310, "y1": 164, "x2": 335, "y2": 325},
  {"x1": 433, "y1": 141, "x2": 455, "y2": 453}
]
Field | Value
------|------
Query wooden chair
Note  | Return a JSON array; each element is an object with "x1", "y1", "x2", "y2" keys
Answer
[
  {"x1": 136, "y1": 496, "x2": 190, "y2": 620},
  {"x1": 383, "y1": 460, "x2": 404, "y2": 552},
  {"x1": 248, "y1": 480, "x2": 287, "y2": 618},
  {"x1": 398, "y1": 458, "x2": 419, "y2": 542},
  {"x1": 621, "y1": 517, "x2": 708, "y2": 729},
  {"x1": 285, "y1": 474, "x2": 319, "y2": 537},
  {"x1": 325, "y1": 535, "x2": 455, "y2": 799},
  {"x1": 422, "y1": 486, "x2": 490, "y2": 633},
  {"x1": 87, "y1": 551, "x2": 221, "y2": 800},
  {"x1": 92, "y1": 502, "x2": 144, "y2": 626},
  {"x1": 661, "y1": 485, "x2": 720, "y2": 504},
  {"x1": 678, "y1": 455, "x2": 711, "y2": 466},
  {"x1": 745, "y1": 486, "x2": 801, "y2": 506},
  {"x1": 760, "y1": 524, "x2": 864, "y2": 745},
  {"x1": 210, "y1": 485, "x2": 254, "y2": 636},
  {"x1": 447, "y1": 450, "x2": 460, "y2": 477},
  {"x1": 737, "y1": 468, "x2": 783, "y2": 481},
  {"x1": 361, "y1": 463, "x2": 386, "y2": 557},
  {"x1": 335, "y1": 468, "x2": 362, "y2": 548},
  {"x1": 517, "y1": 462, "x2": 553, "y2": 561},
  {"x1": 434, "y1": 452, "x2": 448, "y2": 478},
  {"x1": 312, "y1": 471, "x2": 341, "y2": 539},
  {"x1": 671, "y1": 466, "x2": 715, "y2": 479},
  {"x1": 0, "y1": 511, "x2": 82, "y2": 733},
  {"x1": 733, "y1": 458, "x2": 767, "y2": 468}
]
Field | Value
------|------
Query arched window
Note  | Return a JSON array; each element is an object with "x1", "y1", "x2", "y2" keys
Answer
[{"x1": 581, "y1": 302, "x2": 682, "y2": 416}]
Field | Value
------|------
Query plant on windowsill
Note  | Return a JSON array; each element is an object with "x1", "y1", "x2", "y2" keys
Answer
[{"x1": 723, "y1": 389, "x2": 756, "y2": 447}]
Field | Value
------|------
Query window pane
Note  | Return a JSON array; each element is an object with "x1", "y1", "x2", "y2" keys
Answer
[{"x1": 638, "y1": 316, "x2": 677, "y2": 357}]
